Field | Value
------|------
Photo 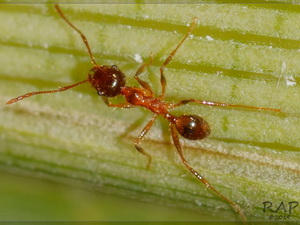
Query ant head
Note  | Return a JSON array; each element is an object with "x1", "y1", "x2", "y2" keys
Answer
[
  {"x1": 89, "y1": 65, "x2": 126, "y2": 97},
  {"x1": 174, "y1": 115, "x2": 210, "y2": 140}
]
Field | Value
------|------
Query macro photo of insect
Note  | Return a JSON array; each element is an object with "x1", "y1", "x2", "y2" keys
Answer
[{"x1": 0, "y1": 3, "x2": 299, "y2": 223}]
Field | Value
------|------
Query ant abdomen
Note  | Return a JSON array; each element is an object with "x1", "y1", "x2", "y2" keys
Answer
[
  {"x1": 174, "y1": 115, "x2": 210, "y2": 140},
  {"x1": 88, "y1": 65, "x2": 126, "y2": 97}
]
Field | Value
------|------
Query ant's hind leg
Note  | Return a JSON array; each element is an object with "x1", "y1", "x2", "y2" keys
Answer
[
  {"x1": 134, "y1": 114, "x2": 157, "y2": 169},
  {"x1": 169, "y1": 123, "x2": 246, "y2": 221},
  {"x1": 134, "y1": 53, "x2": 154, "y2": 95},
  {"x1": 169, "y1": 99, "x2": 280, "y2": 112},
  {"x1": 159, "y1": 17, "x2": 197, "y2": 99}
]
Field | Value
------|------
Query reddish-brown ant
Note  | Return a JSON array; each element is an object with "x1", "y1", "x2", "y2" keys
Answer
[{"x1": 6, "y1": 4, "x2": 281, "y2": 221}]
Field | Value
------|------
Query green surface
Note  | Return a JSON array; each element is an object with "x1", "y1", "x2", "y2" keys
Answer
[
  {"x1": 0, "y1": 171, "x2": 210, "y2": 221},
  {"x1": 0, "y1": 3, "x2": 299, "y2": 222}
]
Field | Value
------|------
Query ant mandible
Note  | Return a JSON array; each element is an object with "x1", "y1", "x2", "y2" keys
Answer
[{"x1": 6, "y1": 4, "x2": 281, "y2": 221}]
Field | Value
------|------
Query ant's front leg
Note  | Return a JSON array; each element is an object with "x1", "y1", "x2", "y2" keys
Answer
[
  {"x1": 102, "y1": 97, "x2": 133, "y2": 108},
  {"x1": 134, "y1": 53, "x2": 154, "y2": 95},
  {"x1": 159, "y1": 17, "x2": 198, "y2": 99}
]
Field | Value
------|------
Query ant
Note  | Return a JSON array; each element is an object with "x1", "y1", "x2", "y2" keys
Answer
[{"x1": 6, "y1": 4, "x2": 280, "y2": 221}]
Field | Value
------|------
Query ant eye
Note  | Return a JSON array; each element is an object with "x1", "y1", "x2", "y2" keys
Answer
[{"x1": 175, "y1": 115, "x2": 210, "y2": 140}]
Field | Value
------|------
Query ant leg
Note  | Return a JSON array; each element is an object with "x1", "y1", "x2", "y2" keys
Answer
[
  {"x1": 102, "y1": 97, "x2": 133, "y2": 108},
  {"x1": 134, "y1": 53, "x2": 154, "y2": 95},
  {"x1": 169, "y1": 123, "x2": 246, "y2": 221},
  {"x1": 6, "y1": 79, "x2": 89, "y2": 105},
  {"x1": 135, "y1": 114, "x2": 157, "y2": 169},
  {"x1": 170, "y1": 99, "x2": 280, "y2": 113},
  {"x1": 54, "y1": 5, "x2": 97, "y2": 66},
  {"x1": 159, "y1": 17, "x2": 197, "y2": 99}
]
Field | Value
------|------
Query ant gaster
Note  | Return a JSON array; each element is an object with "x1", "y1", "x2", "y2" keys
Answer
[{"x1": 6, "y1": 4, "x2": 281, "y2": 221}]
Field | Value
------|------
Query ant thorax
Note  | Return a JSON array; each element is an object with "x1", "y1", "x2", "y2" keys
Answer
[{"x1": 120, "y1": 86, "x2": 169, "y2": 115}]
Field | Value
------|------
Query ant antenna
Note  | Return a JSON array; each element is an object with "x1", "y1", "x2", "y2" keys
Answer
[
  {"x1": 6, "y1": 5, "x2": 100, "y2": 105},
  {"x1": 5, "y1": 79, "x2": 89, "y2": 105},
  {"x1": 54, "y1": 4, "x2": 98, "y2": 67}
]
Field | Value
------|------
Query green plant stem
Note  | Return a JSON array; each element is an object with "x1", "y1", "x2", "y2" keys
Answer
[{"x1": 0, "y1": 3, "x2": 299, "y2": 221}]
